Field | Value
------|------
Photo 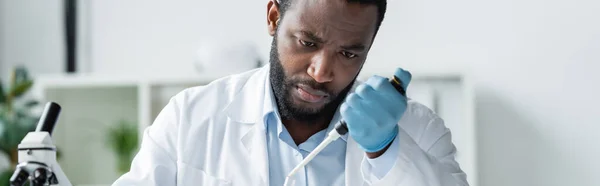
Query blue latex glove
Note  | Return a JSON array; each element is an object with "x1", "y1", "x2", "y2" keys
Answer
[{"x1": 340, "y1": 68, "x2": 412, "y2": 152}]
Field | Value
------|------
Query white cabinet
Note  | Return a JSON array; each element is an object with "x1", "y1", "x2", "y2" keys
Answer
[
  {"x1": 35, "y1": 70, "x2": 476, "y2": 185},
  {"x1": 35, "y1": 73, "x2": 219, "y2": 185}
]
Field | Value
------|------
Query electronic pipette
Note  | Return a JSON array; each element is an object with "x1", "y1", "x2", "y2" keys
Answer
[{"x1": 283, "y1": 75, "x2": 406, "y2": 186}]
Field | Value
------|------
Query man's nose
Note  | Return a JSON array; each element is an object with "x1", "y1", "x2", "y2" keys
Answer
[{"x1": 307, "y1": 51, "x2": 334, "y2": 83}]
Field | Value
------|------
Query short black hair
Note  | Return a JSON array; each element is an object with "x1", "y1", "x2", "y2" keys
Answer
[{"x1": 276, "y1": 0, "x2": 387, "y2": 33}]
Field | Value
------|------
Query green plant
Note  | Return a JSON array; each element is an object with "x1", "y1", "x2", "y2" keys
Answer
[
  {"x1": 0, "y1": 66, "x2": 40, "y2": 185},
  {"x1": 0, "y1": 170, "x2": 14, "y2": 185},
  {"x1": 106, "y1": 119, "x2": 139, "y2": 174}
]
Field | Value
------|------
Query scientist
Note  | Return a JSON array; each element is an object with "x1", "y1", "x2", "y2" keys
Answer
[{"x1": 112, "y1": 0, "x2": 468, "y2": 185}]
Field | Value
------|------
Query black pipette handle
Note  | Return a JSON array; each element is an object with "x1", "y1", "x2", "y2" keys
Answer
[
  {"x1": 35, "y1": 102, "x2": 62, "y2": 136},
  {"x1": 335, "y1": 76, "x2": 407, "y2": 135}
]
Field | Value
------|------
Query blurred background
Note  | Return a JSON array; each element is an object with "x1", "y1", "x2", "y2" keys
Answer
[{"x1": 0, "y1": 0, "x2": 598, "y2": 186}]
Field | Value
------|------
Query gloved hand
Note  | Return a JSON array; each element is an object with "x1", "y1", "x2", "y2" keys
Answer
[{"x1": 340, "y1": 68, "x2": 412, "y2": 152}]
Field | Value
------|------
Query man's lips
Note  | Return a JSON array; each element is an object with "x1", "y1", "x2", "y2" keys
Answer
[{"x1": 295, "y1": 84, "x2": 329, "y2": 103}]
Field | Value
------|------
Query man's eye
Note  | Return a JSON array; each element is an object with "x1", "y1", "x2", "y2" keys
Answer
[
  {"x1": 299, "y1": 40, "x2": 316, "y2": 47},
  {"x1": 341, "y1": 51, "x2": 357, "y2": 59}
]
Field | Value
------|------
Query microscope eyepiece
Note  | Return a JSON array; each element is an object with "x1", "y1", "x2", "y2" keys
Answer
[{"x1": 35, "y1": 102, "x2": 62, "y2": 135}]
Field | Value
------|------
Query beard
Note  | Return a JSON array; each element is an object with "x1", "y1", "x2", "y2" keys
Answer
[{"x1": 269, "y1": 36, "x2": 355, "y2": 124}]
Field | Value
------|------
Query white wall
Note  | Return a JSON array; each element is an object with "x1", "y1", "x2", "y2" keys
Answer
[
  {"x1": 0, "y1": 0, "x2": 64, "y2": 79},
  {"x1": 0, "y1": 0, "x2": 3, "y2": 75},
  {"x1": 2, "y1": 0, "x2": 600, "y2": 185},
  {"x1": 86, "y1": 0, "x2": 272, "y2": 77}
]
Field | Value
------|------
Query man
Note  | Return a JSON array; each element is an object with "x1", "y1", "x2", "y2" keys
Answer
[{"x1": 113, "y1": 0, "x2": 468, "y2": 185}]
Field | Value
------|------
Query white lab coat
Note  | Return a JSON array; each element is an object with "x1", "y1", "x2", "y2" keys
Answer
[{"x1": 112, "y1": 65, "x2": 468, "y2": 186}]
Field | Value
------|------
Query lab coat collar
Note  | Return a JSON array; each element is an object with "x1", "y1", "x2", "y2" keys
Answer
[
  {"x1": 224, "y1": 64, "x2": 271, "y2": 185},
  {"x1": 261, "y1": 67, "x2": 278, "y2": 130},
  {"x1": 223, "y1": 64, "x2": 270, "y2": 124},
  {"x1": 239, "y1": 122, "x2": 270, "y2": 185}
]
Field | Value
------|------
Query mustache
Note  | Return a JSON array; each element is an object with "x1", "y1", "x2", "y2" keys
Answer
[{"x1": 286, "y1": 77, "x2": 335, "y2": 96}]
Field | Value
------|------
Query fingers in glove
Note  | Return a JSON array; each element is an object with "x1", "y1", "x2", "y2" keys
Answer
[
  {"x1": 345, "y1": 92, "x2": 394, "y2": 128},
  {"x1": 365, "y1": 76, "x2": 404, "y2": 104},
  {"x1": 351, "y1": 84, "x2": 398, "y2": 123},
  {"x1": 340, "y1": 103, "x2": 371, "y2": 138},
  {"x1": 393, "y1": 68, "x2": 412, "y2": 91}
]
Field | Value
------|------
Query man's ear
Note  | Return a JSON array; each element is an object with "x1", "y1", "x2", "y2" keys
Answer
[{"x1": 267, "y1": 0, "x2": 280, "y2": 36}]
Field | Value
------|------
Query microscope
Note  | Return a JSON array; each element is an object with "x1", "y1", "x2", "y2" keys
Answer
[{"x1": 9, "y1": 102, "x2": 72, "y2": 186}]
